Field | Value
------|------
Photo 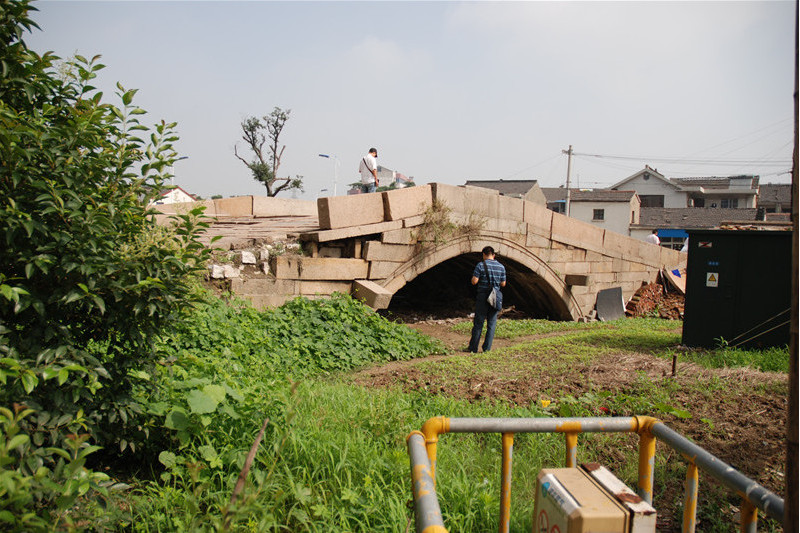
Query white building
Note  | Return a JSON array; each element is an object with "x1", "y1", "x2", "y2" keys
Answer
[
  {"x1": 151, "y1": 186, "x2": 196, "y2": 205},
  {"x1": 568, "y1": 190, "x2": 640, "y2": 236},
  {"x1": 609, "y1": 166, "x2": 759, "y2": 209}
]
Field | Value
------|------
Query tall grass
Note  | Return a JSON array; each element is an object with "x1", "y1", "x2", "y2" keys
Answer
[{"x1": 77, "y1": 300, "x2": 786, "y2": 532}]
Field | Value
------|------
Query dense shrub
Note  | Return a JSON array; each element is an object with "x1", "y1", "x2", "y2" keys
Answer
[{"x1": 0, "y1": 0, "x2": 210, "y2": 524}]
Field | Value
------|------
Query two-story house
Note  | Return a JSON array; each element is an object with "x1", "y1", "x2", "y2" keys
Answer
[{"x1": 609, "y1": 166, "x2": 759, "y2": 209}]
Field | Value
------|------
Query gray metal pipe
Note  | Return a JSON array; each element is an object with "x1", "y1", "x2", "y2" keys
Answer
[
  {"x1": 407, "y1": 432, "x2": 447, "y2": 533},
  {"x1": 447, "y1": 416, "x2": 639, "y2": 434},
  {"x1": 650, "y1": 422, "x2": 785, "y2": 522}
]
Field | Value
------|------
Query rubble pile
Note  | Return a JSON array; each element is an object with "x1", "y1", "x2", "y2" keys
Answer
[{"x1": 625, "y1": 278, "x2": 684, "y2": 320}]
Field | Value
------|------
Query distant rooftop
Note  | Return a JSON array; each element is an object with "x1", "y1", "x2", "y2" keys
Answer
[
  {"x1": 635, "y1": 207, "x2": 759, "y2": 229},
  {"x1": 671, "y1": 175, "x2": 759, "y2": 189},
  {"x1": 570, "y1": 189, "x2": 637, "y2": 202},
  {"x1": 465, "y1": 179, "x2": 539, "y2": 197}
]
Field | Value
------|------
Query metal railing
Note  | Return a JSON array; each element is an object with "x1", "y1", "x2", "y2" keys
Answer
[{"x1": 407, "y1": 416, "x2": 785, "y2": 533}]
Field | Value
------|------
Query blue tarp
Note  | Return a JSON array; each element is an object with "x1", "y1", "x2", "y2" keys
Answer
[{"x1": 657, "y1": 229, "x2": 688, "y2": 238}]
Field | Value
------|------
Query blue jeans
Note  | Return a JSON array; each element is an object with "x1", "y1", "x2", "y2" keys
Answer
[
  {"x1": 468, "y1": 291, "x2": 498, "y2": 352},
  {"x1": 361, "y1": 183, "x2": 377, "y2": 194}
]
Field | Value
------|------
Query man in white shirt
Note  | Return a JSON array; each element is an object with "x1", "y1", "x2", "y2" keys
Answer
[
  {"x1": 358, "y1": 148, "x2": 379, "y2": 193},
  {"x1": 645, "y1": 230, "x2": 660, "y2": 245}
]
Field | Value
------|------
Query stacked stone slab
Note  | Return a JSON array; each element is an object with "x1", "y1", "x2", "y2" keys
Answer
[{"x1": 222, "y1": 184, "x2": 685, "y2": 318}]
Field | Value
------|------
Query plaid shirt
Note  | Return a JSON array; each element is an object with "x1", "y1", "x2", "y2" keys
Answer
[{"x1": 473, "y1": 259, "x2": 506, "y2": 292}]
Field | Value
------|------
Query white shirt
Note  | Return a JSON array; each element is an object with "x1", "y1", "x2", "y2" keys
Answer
[
  {"x1": 645, "y1": 233, "x2": 660, "y2": 245},
  {"x1": 359, "y1": 154, "x2": 377, "y2": 185}
]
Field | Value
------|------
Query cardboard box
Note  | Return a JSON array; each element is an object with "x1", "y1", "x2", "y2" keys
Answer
[{"x1": 532, "y1": 466, "x2": 656, "y2": 533}]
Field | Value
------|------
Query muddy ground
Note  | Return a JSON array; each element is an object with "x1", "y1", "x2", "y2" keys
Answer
[{"x1": 350, "y1": 318, "x2": 788, "y2": 530}]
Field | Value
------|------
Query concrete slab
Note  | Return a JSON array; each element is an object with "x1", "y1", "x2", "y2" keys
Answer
[
  {"x1": 383, "y1": 184, "x2": 433, "y2": 221},
  {"x1": 317, "y1": 193, "x2": 385, "y2": 230},
  {"x1": 272, "y1": 256, "x2": 369, "y2": 280},
  {"x1": 352, "y1": 279, "x2": 393, "y2": 309},
  {"x1": 596, "y1": 287, "x2": 625, "y2": 321}
]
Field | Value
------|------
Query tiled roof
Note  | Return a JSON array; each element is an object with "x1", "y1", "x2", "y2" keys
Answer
[
  {"x1": 758, "y1": 184, "x2": 791, "y2": 206},
  {"x1": 540, "y1": 188, "x2": 635, "y2": 203},
  {"x1": 570, "y1": 189, "x2": 637, "y2": 202},
  {"x1": 541, "y1": 187, "x2": 567, "y2": 202},
  {"x1": 672, "y1": 175, "x2": 759, "y2": 189},
  {"x1": 465, "y1": 179, "x2": 539, "y2": 196},
  {"x1": 635, "y1": 207, "x2": 759, "y2": 229}
]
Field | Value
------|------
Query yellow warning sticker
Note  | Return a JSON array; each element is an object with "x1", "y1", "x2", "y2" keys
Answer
[{"x1": 706, "y1": 272, "x2": 718, "y2": 287}]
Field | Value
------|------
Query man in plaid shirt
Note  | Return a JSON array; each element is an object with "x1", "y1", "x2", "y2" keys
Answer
[{"x1": 468, "y1": 246, "x2": 506, "y2": 353}]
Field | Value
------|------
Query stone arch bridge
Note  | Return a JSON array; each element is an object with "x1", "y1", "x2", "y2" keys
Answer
[{"x1": 184, "y1": 184, "x2": 685, "y2": 321}]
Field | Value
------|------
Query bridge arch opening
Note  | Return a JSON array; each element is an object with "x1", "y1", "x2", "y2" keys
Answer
[{"x1": 384, "y1": 252, "x2": 573, "y2": 320}]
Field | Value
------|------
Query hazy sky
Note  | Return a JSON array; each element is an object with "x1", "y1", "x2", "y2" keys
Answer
[{"x1": 26, "y1": 1, "x2": 796, "y2": 200}]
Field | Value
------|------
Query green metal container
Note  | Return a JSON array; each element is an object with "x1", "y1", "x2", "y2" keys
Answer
[{"x1": 682, "y1": 229, "x2": 792, "y2": 349}]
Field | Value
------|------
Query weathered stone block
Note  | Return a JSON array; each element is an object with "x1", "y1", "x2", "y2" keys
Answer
[
  {"x1": 497, "y1": 195, "x2": 525, "y2": 222},
  {"x1": 362, "y1": 241, "x2": 416, "y2": 262},
  {"x1": 243, "y1": 293, "x2": 296, "y2": 309},
  {"x1": 301, "y1": 220, "x2": 403, "y2": 243},
  {"x1": 208, "y1": 264, "x2": 225, "y2": 279},
  {"x1": 214, "y1": 196, "x2": 253, "y2": 217},
  {"x1": 352, "y1": 280, "x2": 393, "y2": 309},
  {"x1": 431, "y1": 183, "x2": 500, "y2": 218},
  {"x1": 240, "y1": 251, "x2": 256, "y2": 264},
  {"x1": 523, "y1": 201, "x2": 554, "y2": 237},
  {"x1": 368, "y1": 261, "x2": 402, "y2": 280},
  {"x1": 318, "y1": 246, "x2": 344, "y2": 258},
  {"x1": 383, "y1": 184, "x2": 433, "y2": 221},
  {"x1": 403, "y1": 214, "x2": 426, "y2": 228},
  {"x1": 253, "y1": 196, "x2": 317, "y2": 217},
  {"x1": 223, "y1": 265, "x2": 240, "y2": 278},
  {"x1": 482, "y1": 217, "x2": 527, "y2": 235},
  {"x1": 551, "y1": 212, "x2": 605, "y2": 254},
  {"x1": 299, "y1": 281, "x2": 352, "y2": 295},
  {"x1": 565, "y1": 274, "x2": 590, "y2": 286},
  {"x1": 526, "y1": 232, "x2": 551, "y2": 249},
  {"x1": 382, "y1": 228, "x2": 417, "y2": 245},
  {"x1": 271, "y1": 256, "x2": 369, "y2": 280},
  {"x1": 317, "y1": 193, "x2": 385, "y2": 230},
  {"x1": 230, "y1": 277, "x2": 298, "y2": 294},
  {"x1": 563, "y1": 262, "x2": 591, "y2": 275}
]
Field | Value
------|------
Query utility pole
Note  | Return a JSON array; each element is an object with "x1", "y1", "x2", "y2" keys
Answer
[{"x1": 562, "y1": 145, "x2": 573, "y2": 216}]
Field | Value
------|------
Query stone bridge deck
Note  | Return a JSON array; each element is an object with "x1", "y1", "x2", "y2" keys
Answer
[{"x1": 156, "y1": 184, "x2": 686, "y2": 320}]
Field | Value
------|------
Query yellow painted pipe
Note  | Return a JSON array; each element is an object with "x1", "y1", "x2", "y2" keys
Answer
[
  {"x1": 564, "y1": 432, "x2": 578, "y2": 468},
  {"x1": 499, "y1": 433, "x2": 514, "y2": 533},
  {"x1": 634, "y1": 416, "x2": 658, "y2": 504},
  {"x1": 740, "y1": 498, "x2": 757, "y2": 533},
  {"x1": 682, "y1": 462, "x2": 699, "y2": 533},
  {"x1": 422, "y1": 416, "x2": 450, "y2": 484}
]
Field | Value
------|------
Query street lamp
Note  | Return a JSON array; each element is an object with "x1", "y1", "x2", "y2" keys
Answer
[
  {"x1": 318, "y1": 153, "x2": 340, "y2": 196},
  {"x1": 171, "y1": 155, "x2": 189, "y2": 186}
]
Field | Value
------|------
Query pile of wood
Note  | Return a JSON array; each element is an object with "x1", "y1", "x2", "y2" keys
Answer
[{"x1": 625, "y1": 274, "x2": 685, "y2": 320}]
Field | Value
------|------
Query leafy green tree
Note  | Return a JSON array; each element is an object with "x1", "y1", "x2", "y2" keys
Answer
[
  {"x1": 235, "y1": 106, "x2": 303, "y2": 196},
  {"x1": 0, "y1": 0, "x2": 210, "y2": 461}
]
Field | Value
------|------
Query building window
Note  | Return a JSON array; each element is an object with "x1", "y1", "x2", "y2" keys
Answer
[
  {"x1": 693, "y1": 198, "x2": 705, "y2": 207},
  {"x1": 593, "y1": 209, "x2": 605, "y2": 221},
  {"x1": 659, "y1": 237, "x2": 686, "y2": 251},
  {"x1": 639, "y1": 195, "x2": 664, "y2": 207},
  {"x1": 721, "y1": 198, "x2": 738, "y2": 209}
]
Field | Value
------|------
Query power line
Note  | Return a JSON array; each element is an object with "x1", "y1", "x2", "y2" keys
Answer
[{"x1": 572, "y1": 152, "x2": 790, "y2": 167}]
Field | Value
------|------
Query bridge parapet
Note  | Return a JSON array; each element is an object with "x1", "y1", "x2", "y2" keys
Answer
[{"x1": 230, "y1": 184, "x2": 685, "y2": 319}]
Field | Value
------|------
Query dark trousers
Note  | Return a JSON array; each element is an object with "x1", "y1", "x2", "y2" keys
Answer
[{"x1": 468, "y1": 291, "x2": 498, "y2": 352}]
